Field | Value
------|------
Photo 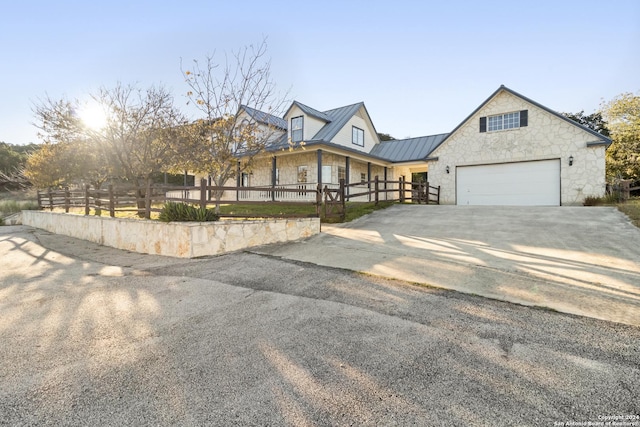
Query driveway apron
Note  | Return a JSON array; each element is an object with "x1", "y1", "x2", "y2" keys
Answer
[{"x1": 256, "y1": 205, "x2": 640, "y2": 326}]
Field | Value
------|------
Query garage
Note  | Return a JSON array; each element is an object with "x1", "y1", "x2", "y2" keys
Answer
[{"x1": 456, "y1": 159, "x2": 560, "y2": 206}]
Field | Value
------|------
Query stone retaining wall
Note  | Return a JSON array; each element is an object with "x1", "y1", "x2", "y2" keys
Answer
[{"x1": 22, "y1": 211, "x2": 320, "y2": 258}]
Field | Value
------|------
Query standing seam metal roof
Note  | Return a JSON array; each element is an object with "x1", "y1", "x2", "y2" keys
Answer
[
  {"x1": 312, "y1": 102, "x2": 364, "y2": 141},
  {"x1": 241, "y1": 105, "x2": 287, "y2": 130},
  {"x1": 369, "y1": 133, "x2": 449, "y2": 162},
  {"x1": 285, "y1": 101, "x2": 333, "y2": 122}
]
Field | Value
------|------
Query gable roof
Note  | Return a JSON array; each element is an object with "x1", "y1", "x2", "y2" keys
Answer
[
  {"x1": 311, "y1": 102, "x2": 366, "y2": 142},
  {"x1": 241, "y1": 105, "x2": 287, "y2": 130},
  {"x1": 432, "y1": 85, "x2": 611, "y2": 155},
  {"x1": 284, "y1": 101, "x2": 333, "y2": 122},
  {"x1": 370, "y1": 133, "x2": 449, "y2": 162},
  {"x1": 265, "y1": 101, "x2": 383, "y2": 156}
]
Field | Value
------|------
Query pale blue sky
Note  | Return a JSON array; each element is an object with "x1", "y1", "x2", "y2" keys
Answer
[{"x1": 1, "y1": 0, "x2": 638, "y2": 144}]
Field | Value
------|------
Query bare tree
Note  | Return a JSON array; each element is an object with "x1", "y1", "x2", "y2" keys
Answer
[
  {"x1": 30, "y1": 84, "x2": 186, "y2": 216},
  {"x1": 29, "y1": 96, "x2": 111, "y2": 188},
  {"x1": 177, "y1": 38, "x2": 289, "y2": 212}
]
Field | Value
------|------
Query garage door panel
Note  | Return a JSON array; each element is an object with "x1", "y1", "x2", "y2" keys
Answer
[{"x1": 457, "y1": 160, "x2": 560, "y2": 206}]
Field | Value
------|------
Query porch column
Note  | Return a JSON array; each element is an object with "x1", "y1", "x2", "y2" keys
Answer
[
  {"x1": 317, "y1": 149, "x2": 323, "y2": 188},
  {"x1": 271, "y1": 156, "x2": 277, "y2": 201},
  {"x1": 345, "y1": 156, "x2": 350, "y2": 197},
  {"x1": 367, "y1": 162, "x2": 372, "y2": 202}
]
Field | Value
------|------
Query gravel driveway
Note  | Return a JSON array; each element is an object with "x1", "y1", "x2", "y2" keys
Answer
[{"x1": 1, "y1": 225, "x2": 639, "y2": 426}]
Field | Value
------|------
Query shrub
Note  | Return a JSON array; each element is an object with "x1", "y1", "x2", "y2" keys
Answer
[
  {"x1": 0, "y1": 217, "x2": 4, "y2": 226},
  {"x1": 0, "y1": 199, "x2": 39, "y2": 214},
  {"x1": 603, "y1": 192, "x2": 623, "y2": 204},
  {"x1": 159, "y1": 202, "x2": 219, "y2": 222},
  {"x1": 582, "y1": 196, "x2": 602, "y2": 206}
]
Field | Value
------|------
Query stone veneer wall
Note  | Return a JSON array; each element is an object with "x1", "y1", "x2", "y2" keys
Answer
[
  {"x1": 22, "y1": 211, "x2": 320, "y2": 258},
  {"x1": 428, "y1": 90, "x2": 607, "y2": 205}
]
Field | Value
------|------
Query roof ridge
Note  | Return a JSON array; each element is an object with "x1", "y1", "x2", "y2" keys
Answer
[
  {"x1": 290, "y1": 101, "x2": 332, "y2": 122},
  {"x1": 322, "y1": 101, "x2": 364, "y2": 114},
  {"x1": 387, "y1": 132, "x2": 450, "y2": 143}
]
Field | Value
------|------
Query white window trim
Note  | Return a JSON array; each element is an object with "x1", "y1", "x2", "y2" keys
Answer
[{"x1": 488, "y1": 111, "x2": 521, "y2": 132}]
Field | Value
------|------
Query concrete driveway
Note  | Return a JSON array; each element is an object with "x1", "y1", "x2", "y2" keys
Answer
[{"x1": 257, "y1": 205, "x2": 640, "y2": 326}]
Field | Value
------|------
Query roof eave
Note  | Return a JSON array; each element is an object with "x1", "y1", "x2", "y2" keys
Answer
[
  {"x1": 433, "y1": 85, "x2": 613, "y2": 153},
  {"x1": 587, "y1": 140, "x2": 611, "y2": 147}
]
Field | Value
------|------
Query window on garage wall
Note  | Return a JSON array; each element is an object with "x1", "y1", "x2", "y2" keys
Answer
[{"x1": 480, "y1": 110, "x2": 528, "y2": 132}]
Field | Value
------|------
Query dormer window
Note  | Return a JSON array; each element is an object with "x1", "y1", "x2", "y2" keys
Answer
[
  {"x1": 352, "y1": 126, "x2": 364, "y2": 147},
  {"x1": 291, "y1": 116, "x2": 303, "y2": 142}
]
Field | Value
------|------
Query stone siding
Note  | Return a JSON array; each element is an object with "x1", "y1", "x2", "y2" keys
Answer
[
  {"x1": 22, "y1": 211, "x2": 320, "y2": 258},
  {"x1": 428, "y1": 90, "x2": 606, "y2": 205}
]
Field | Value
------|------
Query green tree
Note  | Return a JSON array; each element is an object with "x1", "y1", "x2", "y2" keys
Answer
[
  {"x1": 377, "y1": 133, "x2": 396, "y2": 141},
  {"x1": 562, "y1": 111, "x2": 610, "y2": 137},
  {"x1": 601, "y1": 92, "x2": 640, "y2": 181},
  {"x1": 177, "y1": 39, "x2": 289, "y2": 213},
  {"x1": 0, "y1": 142, "x2": 25, "y2": 174}
]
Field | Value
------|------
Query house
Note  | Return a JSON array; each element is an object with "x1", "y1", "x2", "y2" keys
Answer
[{"x1": 195, "y1": 85, "x2": 611, "y2": 206}]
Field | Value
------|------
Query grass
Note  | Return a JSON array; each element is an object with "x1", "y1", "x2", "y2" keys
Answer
[
  {"x1": 617, "y1": 198, "x2": 640, "y2": 228},
  {"x1": 50, "y1": 200, "x2": 398, "y2": 223},
  {"x1": 0, "y1": 190, "x2": 39, "y2": 219},
  {"x1": 326, "y1": 201, "x2": 396, "y2": 223}
]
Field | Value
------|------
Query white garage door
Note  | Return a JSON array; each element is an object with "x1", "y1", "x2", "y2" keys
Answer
[{"x1": 457, "y1": 160, "x2": 560, "y2": 206}]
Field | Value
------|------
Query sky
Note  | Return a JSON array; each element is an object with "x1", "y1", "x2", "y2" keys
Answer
[{"x1": 1, "y1": 0, "x2": 639, "y2": 145}]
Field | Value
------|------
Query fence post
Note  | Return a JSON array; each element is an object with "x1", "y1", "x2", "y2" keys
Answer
[
  {"x1": 145, "y1": 181, "x2": 152, "y2": 219},
  {"x1": 425, "y1": 181, "x2": 429, "y2": 204},
  {"x1": 47, "y1": 189, "x2": 53, "y2": 211},
  {"x1": 63, "y1": 186, "x2": 70, "y2": 212},
  {"x1": 437, "y1": 186, "x2": 441, "y2": 205},
  {"x1": 316, "y1": 183, "x2": 322, "y2": 218},
  {"x1": 84, "y1": 184, "x2": 90, "y2": 215},
  {"x1": 399, "y1": 177, "x2": 405, "y2": 203},
  {"x1": 339, "y1": 178, "x2": 346, "y2": 221},
  {"x1": 200, "y1": 178, "x2": 207, "y2": 210},
  {"x1": 36, "y1": 190, "x2": 42, "y2": 210},
  {"x1": 374, "y1": 175, "x2": 379, "y2": 205},
  {"x1": 108, "y1": 184, "x2": 115, "y2": 217}
]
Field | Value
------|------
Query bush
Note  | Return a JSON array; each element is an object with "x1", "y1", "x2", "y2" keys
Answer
[
  {"x1": 159, "y1": 202, "x2": 219, "y2": 222},
  {"x1": 0, "y1": 199, "x2": 39, "y2": 214},
  {"x1": 583, "y1": 196, "x2": 602, "y2": 206}
]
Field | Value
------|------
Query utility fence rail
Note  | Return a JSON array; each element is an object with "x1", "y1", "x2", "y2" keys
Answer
[{"x1": 37, "y1": 177, "x2": 439, "y2": 220}]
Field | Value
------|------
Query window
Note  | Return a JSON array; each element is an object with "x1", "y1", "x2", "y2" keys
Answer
[
  {"x1": 241, "y1": 172, "x2": 249, "y2": 187},
  {"x1": 275, "y1": 168, "x2": 279, "y2": 185},
  {"x1": 297, "y1": 165, "x2": 308, "y2": 183},
  {"x1": 481, "y1": 110, "x2": 528, "y2": 132},
  {"x1": 352, "y1": 126, "x2": 364, "y2": 147},
  {"x1": 291, "y1": 116, "x2": 303, "y2": 142},
  {"x1": 360, "y1": 172, "x2": 366, "y2": 183},
  {"x1": 338, "y1": 166, "x2": 346, "y2": 183},
  {"x1": 322, "y1": 165, "x2": 332, "y2": 184},
  {"x1": 487, "y1": 112, "x2": 520, "y2": 131}
]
